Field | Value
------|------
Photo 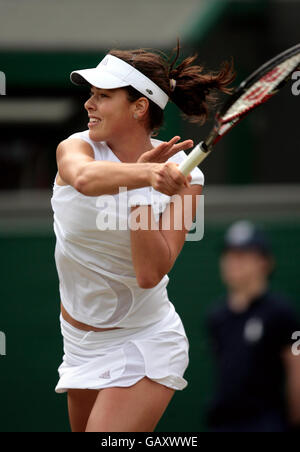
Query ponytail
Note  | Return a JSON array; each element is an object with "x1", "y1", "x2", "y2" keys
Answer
[
  {"x1": 109, "y1": 41, "x2": 235, "y2": 131},
  {"x1": 168, "y1": 41, "x2": 236, "y2": 124}
]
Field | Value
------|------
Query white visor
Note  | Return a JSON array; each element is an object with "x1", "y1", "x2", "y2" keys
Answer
[{"x1": 70, "y1": 54, "x2": 169, "y2": 110}]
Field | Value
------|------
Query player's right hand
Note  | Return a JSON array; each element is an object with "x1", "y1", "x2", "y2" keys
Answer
[{"x1": 148, "y1": 162, "x2": 192, "y2": 196}]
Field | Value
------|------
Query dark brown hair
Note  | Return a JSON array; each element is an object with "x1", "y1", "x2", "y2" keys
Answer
[{"x1": 109, "y1": 41, "x2": 235, "y2": 132}]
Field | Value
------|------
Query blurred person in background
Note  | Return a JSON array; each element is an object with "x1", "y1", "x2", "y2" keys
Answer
[{"x1": 205, "y1": 220, "x2": 300, "y2": 432}]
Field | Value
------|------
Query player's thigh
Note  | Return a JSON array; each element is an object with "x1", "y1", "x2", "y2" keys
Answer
[
  {"x1": 85, "y1": 377, "x2": 175, "y2": 432},
  {"x1": 67, "y1": 388, "x2": 100, "y2": 432}
]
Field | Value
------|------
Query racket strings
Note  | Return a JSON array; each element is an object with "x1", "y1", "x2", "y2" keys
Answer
[{"x1": 222, "y1": 52, "x2": 300, "y2": 123}]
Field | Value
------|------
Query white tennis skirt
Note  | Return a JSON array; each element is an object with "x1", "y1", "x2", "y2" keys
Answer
[{"x1": 55, "y1": 303, "x2": 189, "y2": 393}]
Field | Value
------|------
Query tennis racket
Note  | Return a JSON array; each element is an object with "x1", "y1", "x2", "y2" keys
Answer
[{"x1": 178, "y1": 43, "x2": 300, "y2": 176}]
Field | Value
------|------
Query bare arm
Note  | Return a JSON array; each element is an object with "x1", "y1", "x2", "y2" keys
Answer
[
  {"x1": 130, "y1": 184, "x2": 203, "y2": 288},
  {"x1": 56, "y1": 138, "x2": 191, "y2": 197},
  {"x1": 57, "y1": 138, "x2": 151, "y2": 196},
  {"x1": 282, "y1": 345, "x2": 300, "y2": 427}
]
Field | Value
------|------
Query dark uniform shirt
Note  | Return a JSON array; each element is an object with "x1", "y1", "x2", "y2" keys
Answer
[{"x1": 206, "y1": 290, "x2": 300, "y2": 431}]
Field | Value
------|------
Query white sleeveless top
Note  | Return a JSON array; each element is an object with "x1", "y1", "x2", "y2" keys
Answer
[{"x1": 51, "y1": 130, "x2": 204, "y2": 328}]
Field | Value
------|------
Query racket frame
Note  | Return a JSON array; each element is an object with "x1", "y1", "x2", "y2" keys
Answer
[{"x1": 178, "y1": 43, "x2": 300, "y2": 176}]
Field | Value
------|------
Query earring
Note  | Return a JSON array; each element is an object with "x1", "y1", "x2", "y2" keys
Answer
[{"x1": 133, "y1": 113, "x2": 138, "y2": 119}]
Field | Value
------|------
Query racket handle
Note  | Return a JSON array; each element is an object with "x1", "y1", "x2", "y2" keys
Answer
[{"x1": 178, "y1": 141, "x2": 210, "y2": 176}]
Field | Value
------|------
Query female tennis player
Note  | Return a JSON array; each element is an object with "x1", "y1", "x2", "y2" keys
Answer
[{"x1": 51, "y1": 44, "x2": 234, "y2": 432}]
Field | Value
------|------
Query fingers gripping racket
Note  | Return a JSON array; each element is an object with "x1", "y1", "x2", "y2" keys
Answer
[{"x1": 178, "y1": 43, "x2": 300, "y2": 176}]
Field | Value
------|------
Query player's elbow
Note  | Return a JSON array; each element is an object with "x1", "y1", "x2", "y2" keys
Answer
[
  {"x1": 136, "y1": 258, "x2": 172, "y2": 288},
  {"x1": 74, "y1": 166, "x2": 93, "y2": 195},
  {"x1": 74, "y1": 174, "x2": 88, "y2": 195},
  {"x1": 136, "y1": 272, "x2": 164, "y2": 289},
  {"x1": 137, "y1": 278, "x2": 159, "y2": 289}
]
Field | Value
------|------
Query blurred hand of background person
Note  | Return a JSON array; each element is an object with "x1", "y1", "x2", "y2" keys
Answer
[{"x1": 205, "y1": 220, "x2": 300, "y2": 432}]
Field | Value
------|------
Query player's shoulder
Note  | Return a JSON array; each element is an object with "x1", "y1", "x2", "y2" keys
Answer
[
  {"x1": 57, "y1": 129, "x2": 106, "y2": 158},
  {"x1": 67, "y1": 129, "x2": 90, "y2": 140},
  {"x1": 58, "y1": 129, "x2": 90, "y2": 147},
  {"x1": 64, "y1": 129, "x2": 100, "y2": 147},
  {"x1": 56, "y1": 136, "x2": 92, "y2": 159}
]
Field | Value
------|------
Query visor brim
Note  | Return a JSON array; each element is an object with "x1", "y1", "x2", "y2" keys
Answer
[{"x1": 70, "y1": 68, "x2": 130, "y2": 90}]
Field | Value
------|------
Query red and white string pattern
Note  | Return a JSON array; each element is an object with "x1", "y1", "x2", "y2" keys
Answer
[{"x1": 222, "y1": 52, "x2": 300, "y2": 123}]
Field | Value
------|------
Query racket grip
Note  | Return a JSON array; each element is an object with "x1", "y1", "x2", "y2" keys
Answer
[{"x1": 178, "y1": 141, "x2": 210, "y2": 176}]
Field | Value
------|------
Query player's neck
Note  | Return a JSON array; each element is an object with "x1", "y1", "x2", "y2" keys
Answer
[
  {"x1": 228, "y1": 280, "x2": 268, "y2": 313},
  {"x1": 106, "y1": 128, "x2": 153, "y2": 163}
]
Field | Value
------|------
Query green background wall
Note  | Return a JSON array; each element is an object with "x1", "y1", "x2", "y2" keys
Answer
[{"x1": 1, "y1": 221, "x2": 299, "y2": 432}]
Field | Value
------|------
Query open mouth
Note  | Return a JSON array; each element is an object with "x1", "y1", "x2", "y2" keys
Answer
[{"x1": 88, "y1": 118, "x2": 101, "y2": 127}]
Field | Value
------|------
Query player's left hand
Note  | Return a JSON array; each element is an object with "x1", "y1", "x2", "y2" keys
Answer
[{"x1": 137, "y1": 136, "x2": 194, "y2": 164}]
